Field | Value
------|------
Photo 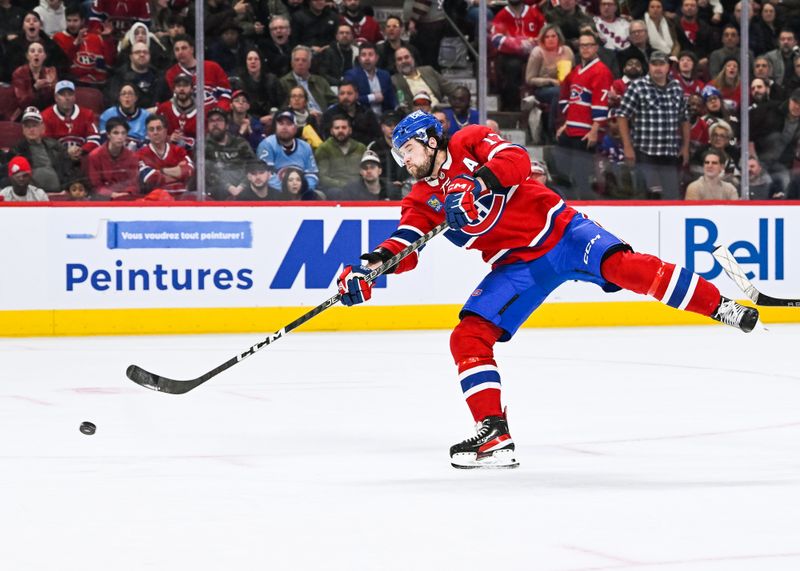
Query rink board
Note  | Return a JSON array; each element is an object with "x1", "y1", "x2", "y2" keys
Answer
[{"x1": 0, "y1": 202, "x2": 797, "y2": 336}]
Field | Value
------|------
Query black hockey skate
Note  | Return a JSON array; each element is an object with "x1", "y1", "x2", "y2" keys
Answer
[
  {"x1": 711, "y1": 296, "x2": 759, "y2": 333},
  {"x1": 450, "y1": 415, "x2": 519, "y2": 469}
]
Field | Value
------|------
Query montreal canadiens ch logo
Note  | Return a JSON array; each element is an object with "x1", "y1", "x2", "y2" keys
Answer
[{"x1": 461, "y1": 193, "x2": 507, "y2": 236}]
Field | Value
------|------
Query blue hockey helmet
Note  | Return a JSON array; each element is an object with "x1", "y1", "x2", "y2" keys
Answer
[{"x1": 391, "y1": 110, "x2": 443, "y2": 166}]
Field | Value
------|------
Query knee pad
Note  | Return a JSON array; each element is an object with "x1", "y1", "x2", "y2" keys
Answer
[{"x1": 450, "y1": 315, "x2": 503, "y2": 370}]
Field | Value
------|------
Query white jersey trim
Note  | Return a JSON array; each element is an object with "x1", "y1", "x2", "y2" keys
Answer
[{"x1": 527, "y1": 199, "x2": 564, "y2": 248}]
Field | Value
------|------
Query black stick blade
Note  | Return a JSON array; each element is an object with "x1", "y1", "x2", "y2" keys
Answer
[{"x1": 126, "y1": 364, "x2": 165, "y2": 392}]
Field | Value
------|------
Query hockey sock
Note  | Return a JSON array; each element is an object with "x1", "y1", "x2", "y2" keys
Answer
[
  {"x1": 450, "y1": 315, "x2": 505, "y2": 422},
  {"x1": 601, "y1": 250, "x2": 719, "y2": 316}
]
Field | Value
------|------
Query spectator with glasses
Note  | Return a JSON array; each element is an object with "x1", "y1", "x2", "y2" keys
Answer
[{"x1": 259, "y1": 15, "x2": 292, "y2": 77}]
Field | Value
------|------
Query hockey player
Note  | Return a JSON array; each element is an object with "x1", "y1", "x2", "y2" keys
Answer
[{"x1": 336, "y1": 110, "x2": 759, "y2": 470}]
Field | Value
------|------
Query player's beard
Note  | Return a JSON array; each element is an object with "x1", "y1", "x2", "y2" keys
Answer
[{"x1": 407, "y1": 149, "x2": 434, "y2": 180}]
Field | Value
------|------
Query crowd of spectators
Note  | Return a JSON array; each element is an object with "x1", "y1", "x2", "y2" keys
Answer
[{"x1": 0, "y1": 0, "x2": 794, "y2": 202}]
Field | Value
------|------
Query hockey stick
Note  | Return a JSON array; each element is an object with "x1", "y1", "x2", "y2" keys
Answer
[
  {"x1": 712, "y1": 245, "x2": 800, "y2": 307},
  {"x1": 126, "y1": 221, "x2": 450, "y2": 394}
]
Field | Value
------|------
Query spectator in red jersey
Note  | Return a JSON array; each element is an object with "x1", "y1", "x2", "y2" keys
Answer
[
  {"x1": 341, "y1": 0, "x2": 382, "y2": 44},
  {"x1": 674, "y1": 50, "x2": 704, "y2": 100},
  {"x1": 42, "y1": 80, "x2": 101, "y2": 161},
  {"x1": 137, "y1": 114, "x2": 194, "y2": 197},
  {"x1": 554, "y1": 30, "x2": 613, "y2": 199},
  {"x1": 687, "y1": 93, "x2": 709, "y2": 156},
  {"x1": 710, "y1": 57, "x2": 742, "y2": 113},
  {"x1": 87, "y1": 116, "x2": 140, "y2": 200},
  {"x1": 165, "y1": 34, "x2": 232, "y2": 111},
  {"x1": 12, "y1": 41, "x2": 57, "y2": 113},
  {"x1": 490, "y1": 0, "x2": 544, "y2": 111},
  {"x1": 88, "y1": 0, "x2": 151, "y2": 42},
  {"x1": 53, "y1": 7, "x2": 112, "y2": 89},
  {"x1": 155, "y1": 73, "x2": 198, "y2": 151},
  {"x1": 609, "y1": 53, "x2": 645, "y2": 108}
]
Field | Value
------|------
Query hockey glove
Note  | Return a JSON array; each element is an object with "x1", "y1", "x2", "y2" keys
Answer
[
  {"x1": 444, "y1": 175, "x2": 489, "y2": 230},
  {"x1": 337, "y1": 264, "x2": 373, "y2": 306}
]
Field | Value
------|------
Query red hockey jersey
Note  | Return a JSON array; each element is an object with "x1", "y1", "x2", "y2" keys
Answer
[
  {"x1": 53, "y1": 31, "x2": 111, "y2": 85},
  {"x1": 137, "y1": 142, "x2": 194, "y2": 194},
  {"x1": 490, "y1": 5, "x2": 545, "y2": 56},
  {"x1": 558, "y1": 58, "x2": 613, "y2": 137},
  {"x1": 165, "y1": 62, "x2": 232, "y2": 111},
  {"x1": 341, "y1": 14, "x2": 383, "y2": 44},
  {"x1": 376, "y1": 125, "x2": 576, "y2": 273},
  {"x1": 156, "y1": 100, "x2": 197, "y2": 150},
  {"x1": 42, "y1": 104, "x2": 101, "y2": 153},
  {"x1": 88, "y1": 0, "x2": 151, "y2": 37}
]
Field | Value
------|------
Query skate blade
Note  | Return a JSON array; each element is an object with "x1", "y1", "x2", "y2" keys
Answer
[{"x1": 451, "y1": 449, "x2": 519, "y2": 470}]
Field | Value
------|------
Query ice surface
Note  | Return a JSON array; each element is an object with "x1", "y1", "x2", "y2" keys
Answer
[{"x1": 1, "y1": 325, "x2": 799, "y2": 570}]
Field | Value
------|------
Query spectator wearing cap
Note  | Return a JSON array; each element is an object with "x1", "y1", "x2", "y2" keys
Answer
[
  {"x1": 235, "y1": 48, "x2": 282, "y2": 121},
  {"x1": 11, "y1": 40, "x2": 57, "y2": 114},
  {"x1": 165, "y1": 34, "x2": 232, "y2": 111},
  {"x1": 205, "y1": 107, "x2": 258, "y2": 200},
  {"x1": 411, "y1": 91, "x2": 432, "y2": 113},
  {"x1": 208, "y1": 19, "x2": 249, "y2": 76},
  {"x1": 750, "y1": 88, "x2": 800, "y2": 193},
  {"x1": 105, "y1": 41, "x2": 166, "y2": 109},
  {"x1": 674, "y1": 51, "x2": 704, "y2": 100},
  {"x1": 700, "y1": 84, "x2": 739, "y2": 142},
  {"x1": 320, "y1": 80, "x2": 381, "y2": 145},
  {"x1": 314, "y1": 114, "x2": 366, "y2": 193},
  {"x1": 138, "y1": 114, "x2": 194, "y2": 198},
  {"x1": 42, "y1": 80, "x2": 101, "y2": 161},
  {"x1": 617, "y1": 49, "x2": 689, "y2": 199},
  {"x1": 441, "y1": 86, "x2": 479, "y2": 137},
  {"x1": 343, "y1": 41, "x2": 396, "y2": 116},
  {"x1": 290, "y1": 0, "x2": 338, "y2": 54},
  {"x1": 708, "y1": 25, "x2": 752, "y2": 80},
  {"x1": 6, "y1": 11, "x2": 69, "y2": 78},
  {"x1": 392, "y1": 47, "x2": 457, "y2": 110},
  {"x1": 236, "y1": 160, "x2": 283, "y2": 201},
  {"x1": 370, "y1": 110, "x2": 411, "y2": 196},
  {"x1": 0, "y1": 157, "x2": 48, "y2": 201},
  {"x1": 610, "y1": 53, "x2": 645, "y2": 108},
  {"x1": 87, "y1": 117, "x2": 140, "y2": 200},
  {"x1": 155, "y1": 72, "x2": 198, "y2": 150},
  {"x1": 674, "y1": 0, "x2": 712, "y2": 67},
  {"x1": 337, "y1": 150, "x2": 399, "y2": 201},
  {"x1": 256, "y1": 109, "x2": 319, "y2": 192},
  {"x1": 10, "y1": 106, "x2": 76, "y2": 194},
  {"x1": 341, "y1": 0, "x2": 383, "y2": 44},
  {"x1": 279, "y1": 45, "x2": 337, "y2": 115},
  {"x1": 315, "y1": 22, "x2": 358, "y2": 87},
  {"x1": 100, "y1": 82, "x2": 151, "y2": 149},
  {"x1": 229, "y1": 89, "x2": 266, "y2": 151}
]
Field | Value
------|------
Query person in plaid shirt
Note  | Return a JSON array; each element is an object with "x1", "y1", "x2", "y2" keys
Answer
[{"x1": 616, "y1": 50, "x2": 690, "y2": 200}]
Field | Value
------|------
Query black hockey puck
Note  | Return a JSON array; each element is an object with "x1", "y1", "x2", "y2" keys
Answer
[{"x1": 79, "y1": 421, "x2": 96, "y2": 435}]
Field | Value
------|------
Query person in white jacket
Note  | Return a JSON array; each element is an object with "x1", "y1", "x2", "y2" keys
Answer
[{"x1": 34, "y1": 0, "x2": 66, "y2": 37}]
